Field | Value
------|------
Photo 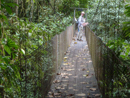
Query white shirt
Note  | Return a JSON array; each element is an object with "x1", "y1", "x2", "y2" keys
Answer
[{"x1": 78, "y1": 15, "x2": 85, "y2": 27}]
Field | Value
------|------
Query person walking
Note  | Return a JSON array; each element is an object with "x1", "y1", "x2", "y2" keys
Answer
[{"x1": 77, "y1": 11, "x2": 89, "y2": 41}]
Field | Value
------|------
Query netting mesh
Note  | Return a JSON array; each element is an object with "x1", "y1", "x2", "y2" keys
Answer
[{"x1": 85, "y1": 26, "x2": 130, "y2": 98}]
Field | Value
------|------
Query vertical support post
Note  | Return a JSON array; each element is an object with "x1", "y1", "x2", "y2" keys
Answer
[
  {"x1": 85, "y1": 9, "x2": 87, "y2": 22},
  {"x1": 74, "y1": 8, "x2": 76, "y2": 36},
  {"x1": 57, "y1": 35, "x2": 58, "y2": 70}
]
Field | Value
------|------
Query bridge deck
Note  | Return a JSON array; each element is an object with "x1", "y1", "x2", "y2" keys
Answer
[{"x1": 46, "y1": 33, "x2": 101, "y2": 98}]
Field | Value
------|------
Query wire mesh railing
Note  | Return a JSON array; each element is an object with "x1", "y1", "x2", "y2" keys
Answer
[{"x1": 85, "y1": 23, "x2": 130, "y2": 98}]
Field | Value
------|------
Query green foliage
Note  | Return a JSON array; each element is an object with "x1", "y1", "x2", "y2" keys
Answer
[
  {"x1": 88, "y1": 0, "x2": 130, "y2": 97},
  {"x1": 57, "y1": 0, "x2": 89, "y2": 16},
  {"x1": 0, "y1": 0, "x2": 73, "y2": 97},
  {"x1": 124, "y1": 4, "x2": 130, "y2": 17},
  {"x1": 107, "y1": 39, "x2": 130, "y2": 61},
  {"x1": 58, "y1": 0, "x2": 79, "y2": 15},
  {"x1": 122, "y1": 4, "x2": 130, "y2": 41},
  {"x1": 0, "y1": 0, "x2": 91, "y2": 97},
  {"x1": 88, "y1": 0, "x2": 130, "y2": 60},
  {"x1": 1, "y1": 0, "x2": 17, "y2": 14},
  {"x1": 0, "y1": 0, "x2": 18, "y2": 23}
]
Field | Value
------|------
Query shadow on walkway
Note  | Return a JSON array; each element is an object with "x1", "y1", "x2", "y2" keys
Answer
[{"x1": 46, "y1": 32, "x2": 101, "y2": 98}]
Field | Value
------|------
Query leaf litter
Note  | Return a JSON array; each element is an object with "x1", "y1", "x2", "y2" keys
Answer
[
  {"x1": 90, "y1": 88, "x2": 96, "y2": 91},
  {"x1": 47, "y1": 36, "x2": 101, "y2": 98},
  {"x1": 76, "y1": 93, "x2": 86, "y2": 97},
  {"x1": 53, "y1": 80, "x2": 61, "y2": 83}
]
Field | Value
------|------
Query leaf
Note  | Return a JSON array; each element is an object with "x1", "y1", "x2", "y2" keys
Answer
[
  {"x1": 0, "y1": 14, "x2": 7, "y2": 20},
  {"x1": 64, "y1": 59, "x2": 67, "y2": 62},
  {"x1": 1, "y1": 0, "x2": 4, "y2": 3},
  {"x1": 76, "y1": 93, "x2": 86, "y2": 97},
  {"x1": 65, "y1": 76, "x2": 69, "y2": 78},
  {"x1": 4, "y1": 45, "x2": 11, "y2": 55},
  {"x1": 73, "y1": 84, "x2": 77, "y2": 86},
  {"x1": 26, "y1": 0, "x2": 30, "y2": 3},
  {"x1": 21, "y1": 48, "x2": 25, "y2": 55},
  {"x1": 82, "y1": 68, "x2": 86, "y2": 71},
  {"x1": 2, "y1": 56, "x2": 10, "y2": 64},
  {"x1": 64, "y1": 57, "x2": 68, "y2": 59},
  {"x1": 80, "y1": 82, "x2": 88, "y2": 84},
  {"x1": 53, "y1": 80, "x2": 61, "y2": 83},
  {"x1": 74, "y1": 42, "x2": 77, "y2": 44},
  {"x1": 12, "y1": 52, "x2": 16, "y2": 59},
  {"x1": 83, "y1": 74, "x2": 89, "y2": 77},
  {"x1": 7, "y1": 3, "x2": 18, "y2": 7},
  {"x1": 69, "y1": 87, "x2": 73, "y2": 89},
  {"x1": 90, "y1": 88, "x2": 96, "y2": 91},
  {"x1": 63, "y1": 63, "x2": 68, "y2": 65},
  {"x1": 0, "y1": 15, "x2": 8, "y2": 23},
  {"x1": 7, "y1": 37, "x2": 18, "y2": 49},
  {"x1": 67, "y1": 94, "x2": 74, "y2": 96},
  {"x1": 62, "y1": 80, "x2": 68, "y2": 82},
  {"x1": 55, "y1": 86, "x2": 61, "y2": 90},
  {"x1": 57, "y1": 73, "x2": 61, "y2": 75},
  {"x1": 5, "y1": 6, "x2": 12, "y2": 14},
  {"x1": 54, "y1": 93, "x2": 61, "y2": 96},
  {"x1": 95, "y1": 94, "x2": 100, "y2": 97}
]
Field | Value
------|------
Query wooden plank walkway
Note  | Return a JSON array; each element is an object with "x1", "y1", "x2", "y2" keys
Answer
[{"x1": 46, "y1": 33, "x2": 101, "y2": 98}]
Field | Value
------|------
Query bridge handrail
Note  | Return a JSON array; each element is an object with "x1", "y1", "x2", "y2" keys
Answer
[{"x1": 85, "y1": 26, "x2": 130, "y2": 98}]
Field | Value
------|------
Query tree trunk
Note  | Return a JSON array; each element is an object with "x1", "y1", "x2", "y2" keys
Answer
[
  {"x1": 0, "y1": 0, "x2": 4, "y2": 56},
  {"x1": 15, "y1": 0, "x2": 19, "y2": 16},
  {"x1": 30, "y1": 0, "x2": 34, "y2": 22},
  {"x1": 35, "y1": 1, "x2": 39, "y2": 22},
  {"x1": 20, "y1": 0, "x2": 26, "y2": 17}
]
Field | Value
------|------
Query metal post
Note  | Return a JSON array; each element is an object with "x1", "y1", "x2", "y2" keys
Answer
[
  {"x1": 74, "y1": 8, "x2": 76, "y2": 36},
  {"x1": 85, "y1": 9, "x2": 87, "y2": 22}
]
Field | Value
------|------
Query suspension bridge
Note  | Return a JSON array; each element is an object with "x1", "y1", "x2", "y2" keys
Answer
[
  {"x1": 1, "y1": 0, "x2": 130, "y2": 98},
  {"x1": 44, "y1": 23, "x2": 129, "y2": 98},
  {"x1": 45, "y1": 0, "x2": 130, "y2": 97},
  {"x1": 46, "y1": 28, "x2": 101, "y2": 98}
]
